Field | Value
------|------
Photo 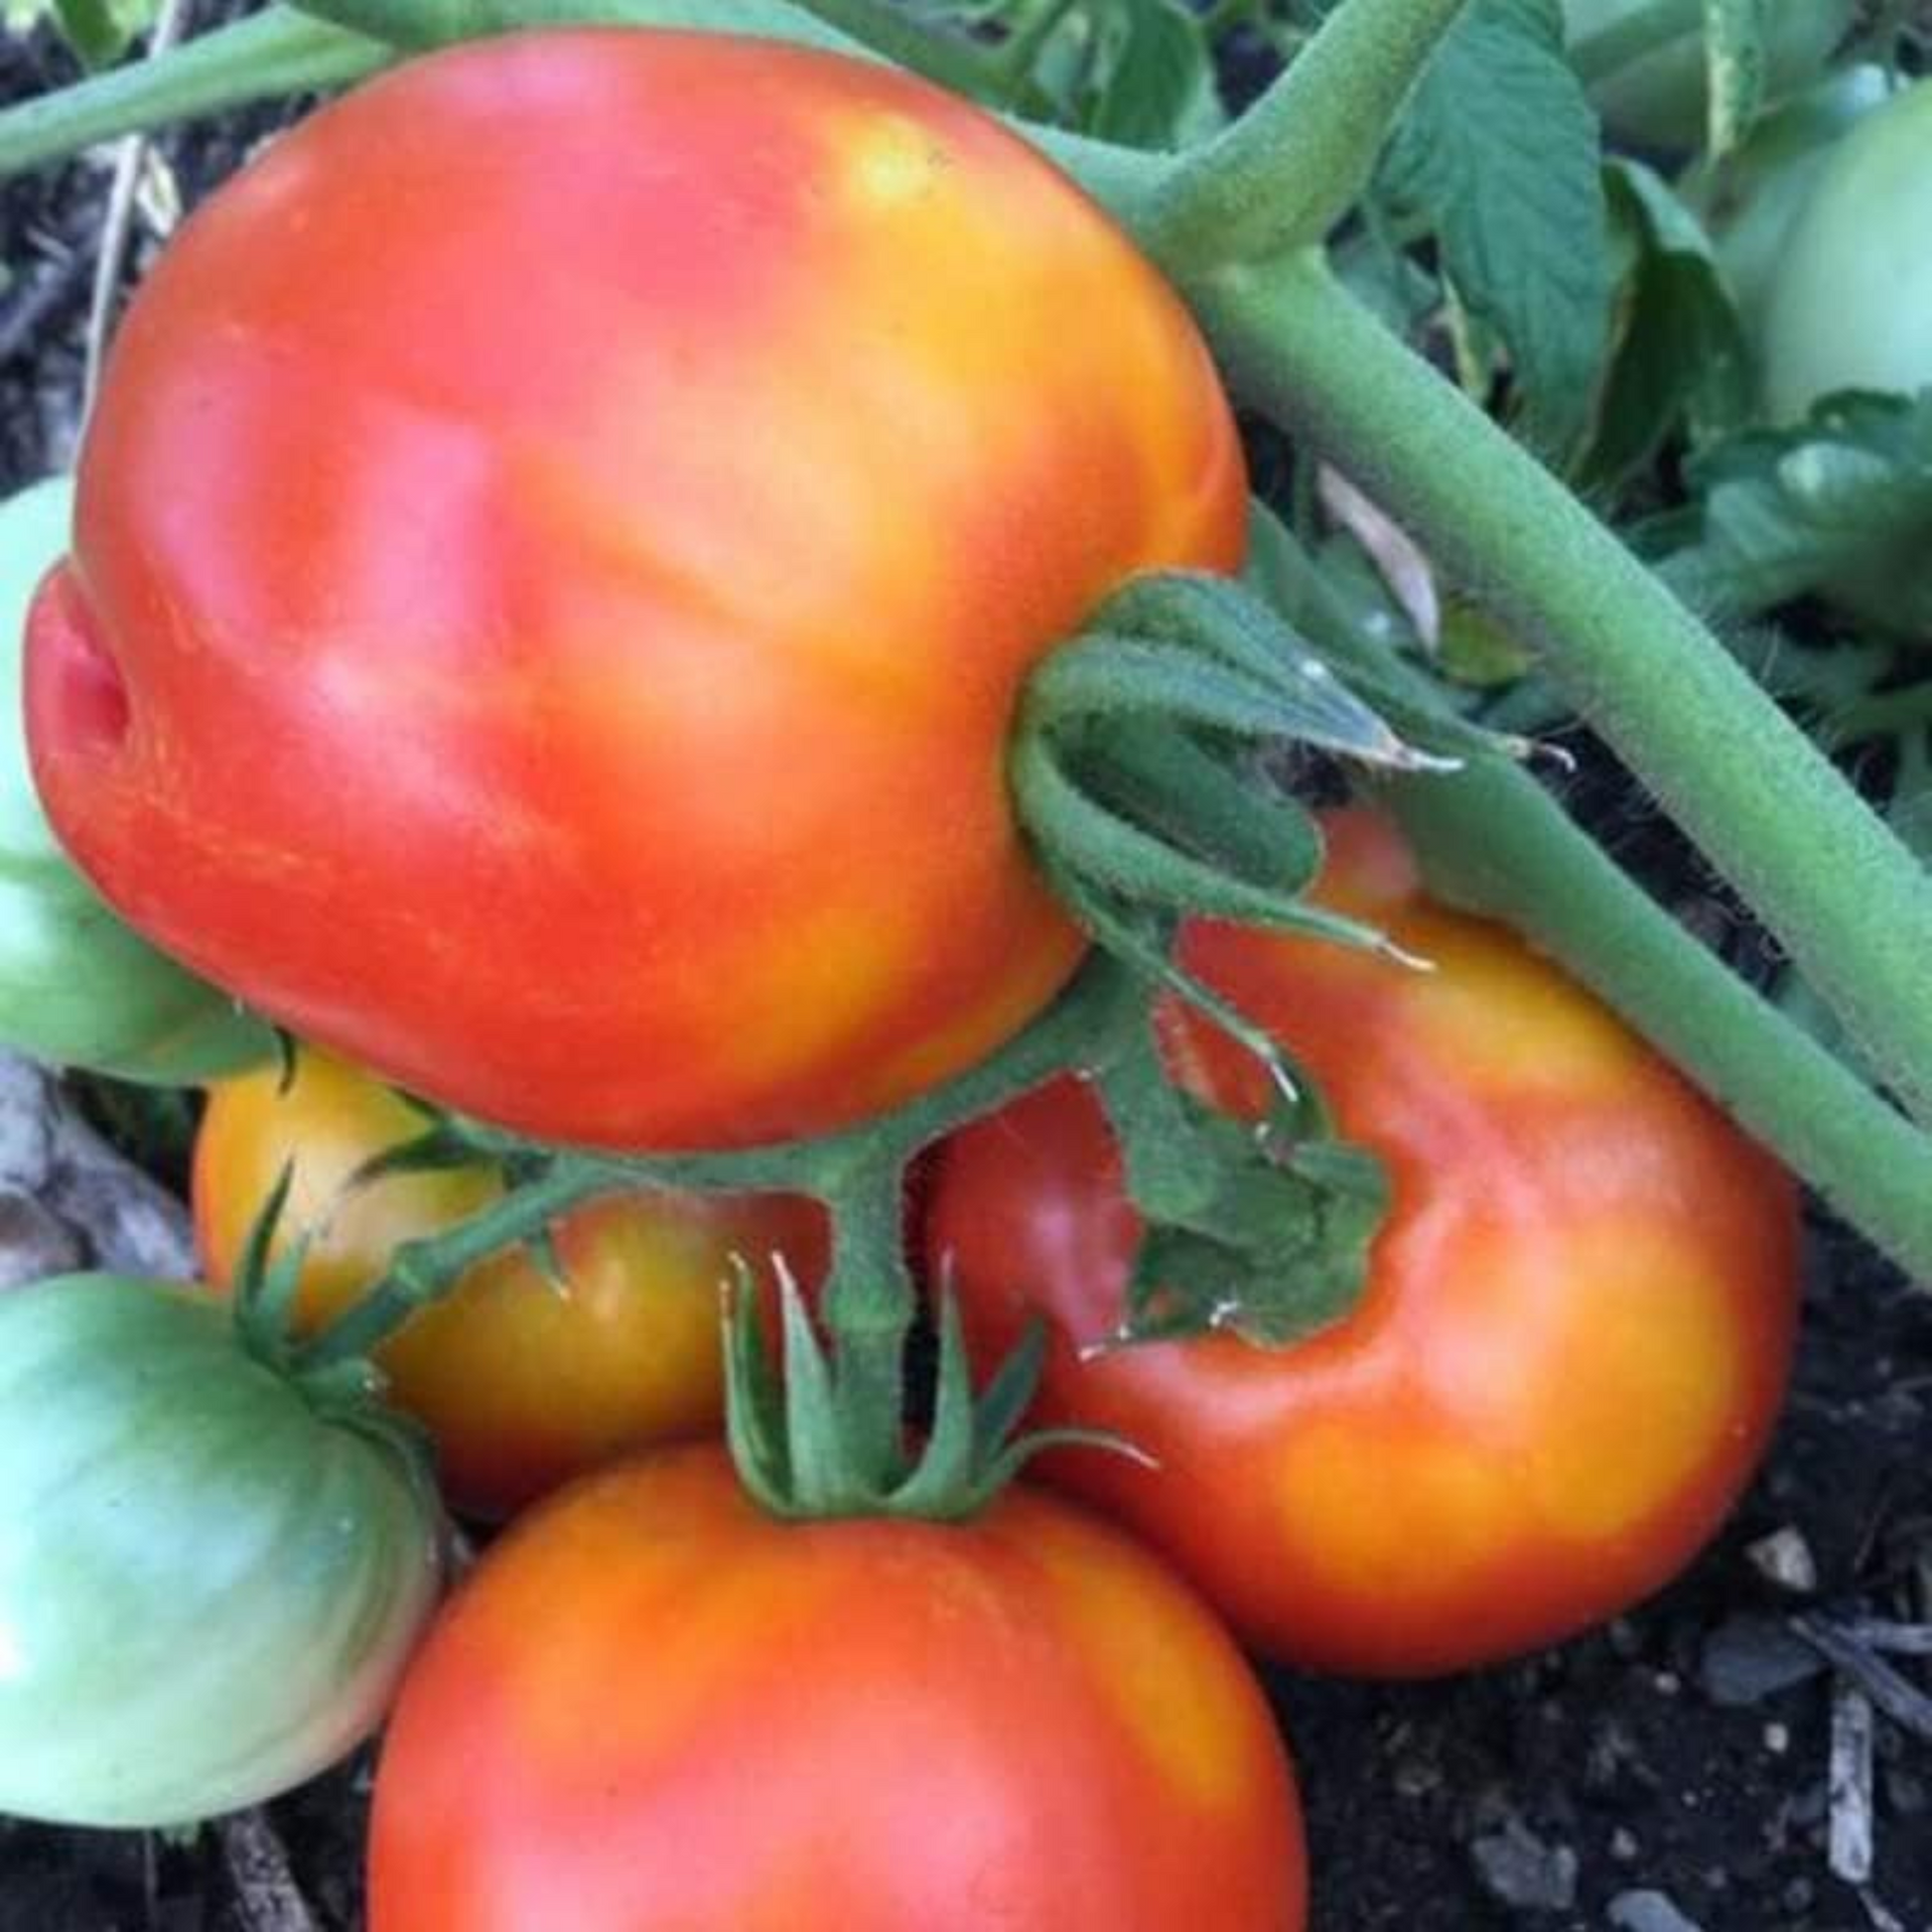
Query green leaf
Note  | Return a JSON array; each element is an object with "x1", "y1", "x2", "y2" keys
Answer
[
  {"x1": 1086, "y1": 0, "x2": 1222, "y2": 147},
  {"x1": 1022, "y1": 0, "x2": 1225, "y2": 147},
  {"x1": 1651, "y1": 392, "x2": 1932, "y2": 635},
  {"x1": 1377, "y1": 0, "x2": 1611, "y2": 460},
  {"x1": 1583, "y1": 159, "x2": 1750, "y2": 487}
]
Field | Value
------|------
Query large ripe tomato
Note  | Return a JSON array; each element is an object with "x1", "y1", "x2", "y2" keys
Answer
[
  {"x1": 26, "y1": 29, "x2": 1244, "y2": 1152},
  {"x1": 928, "y1": 810, "x2": 1800, "y2": 1677},
  {"x1": 367, "y1": 1444, "x2": 1307, "y2": 1930},
  {"x1": 196, "y1": 1047, "x2": 828, "y2": 1517},
  {"x1": 0, "y1": 1274, "x2": 441, "y2": 1826}
]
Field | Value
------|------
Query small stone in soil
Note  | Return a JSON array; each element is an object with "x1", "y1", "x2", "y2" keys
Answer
[
  {"x1": 1607, "y1": 1889, "x2": 1706, "y2": 1932},
  {"x1": 1469, "y1": 1814, "x2": 1579, "y2": 1913},
  {"x1": 1746, "y1": 1526, "x2": 1821, "y2": 1593},
  {"x1": 1699, "y1": 1614, "x2": 1828, "y2": 1706}
]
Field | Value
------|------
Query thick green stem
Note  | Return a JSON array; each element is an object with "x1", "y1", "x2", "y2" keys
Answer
[
  {"x1": 0, "y1": 2, "x2": 1163, "y2": 218},
  {"x1": 299, "y1": 955, "x2": 1146, "y2": 1369},
  {"x1": 1378, "y1": 759, "x2": 1932, "y2": 1283},
  {"x1": 813, "y1": 1156, "x2": 918, "y2": 1486},
  {"x1": 1194, "y1": 250, "x2": 1932, "y2": 1130},
  {"x1": 1140, "y1": 0, "x2": 1468, "y2": 272},
  {"x1": 0, "y1": 7, "x2": 384, "y2": 176}
]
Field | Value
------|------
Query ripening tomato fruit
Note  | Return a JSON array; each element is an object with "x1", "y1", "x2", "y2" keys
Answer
[
  {"x1": 27, "y1": 29, "x2": 1245, "y2": 1152},
  {"x1": 195, "y1": 1048, "x2": 828, "y2": 1517},
  {"x1": 0, "y1": 1274, "x2": 442, "y2": 1827},
  {"x1": 367, "y1": 1444, "x2": 1308, "y2": 1930},
  {"x1": 928, "y1": 810, "x2": 1800, "y2": 1677}
]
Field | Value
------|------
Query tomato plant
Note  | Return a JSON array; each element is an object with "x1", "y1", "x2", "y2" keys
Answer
[
  {"x1": 196, "y1": 1047, "x2": 829, "y2": 1516},
  {"x1": 366, "y1": 1443, "x2": 1307, "y2": 1930},
  {"x1": 928, "y1": 810, "x2": 1801, "y2": 1676},
  {"x1": 0, "y1": 478, "x2": 271, "y2": 1084},
  {"x1": 1759, "y1": 77, "x2": 1932, "y2": 420},
  {"x1": 0, "y1": 1273, "x2": 442, "y2": 1827},
  {"x1": 1563, "y1": 0, "x2": 1854, "y2": 151},
  {"x1": 25, "y1": 28, "x2": 1244, "y2": 1153}
]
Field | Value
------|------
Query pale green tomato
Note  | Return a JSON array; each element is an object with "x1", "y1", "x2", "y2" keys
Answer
[
  {"x1": 1565, "y1": 0, "x2": 1855, "y2": 152},
  {"x1": 1703, "y1": 64, "x2": 1894, "y2": 342},
  {"x1": 1761, "y1": 79, "x2": 1932, "y2": 419},
  {"x1": 0, "y1": 480, "x2": 273, "y2": 1083},
  {"x1": 0, "y1": 1274, "x2": 443, "y2": 1827}
]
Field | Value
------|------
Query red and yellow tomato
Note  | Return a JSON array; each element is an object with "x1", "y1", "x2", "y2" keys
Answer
[
  {"x1": 928, "y1": 810, "x2": 1801, "y2": 1675},
  {"x1": 367, "y1": 1444, "x2": 1308, "y2": 1930},
  {"x1": 196, "y1": 1048, "x2": 827, "y2": 1517},
  {"x1": 28, "y1": 29, "x2": 1244, "y2": 1152}
]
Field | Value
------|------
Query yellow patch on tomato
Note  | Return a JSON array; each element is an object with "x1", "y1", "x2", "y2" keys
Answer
[
  {"x1": 1399, "y1": 915, "x2": 1644, "y2": 1102},
  {"x1": 1276, "y1": 1421, "x2": 1518, "y2": 1596},
  {"x1": 840, "y1": 109, "x2": 954, "y2": 213},
  {"x1": 1521, "y1": 1223, "x2": 1742, "y2": 1541},
  {"x1": 722, "y1": 897, "x2": 916, "y2": 1094},
  {"x1": 870, "y1": 917, "x2": 1085, "y2": 1103},
  {"x1": 1025, "y1": 1513, "x2": 1255, "y2": 1813}
]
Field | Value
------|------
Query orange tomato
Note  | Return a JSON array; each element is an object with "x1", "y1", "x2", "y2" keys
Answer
[
  {"x1": 195, "y1": 1049, "x2": 826, "y2": 1517},
  {"x1": 927, "y1": 809, "x2": 1801, "y2": 1675},
  {"x1": 367, "y1": 1444, "x2": 1309, "y2": 1930}
]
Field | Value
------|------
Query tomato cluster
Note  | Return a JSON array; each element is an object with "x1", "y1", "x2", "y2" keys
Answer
[{"x1": 0, "y1": 24, "x2": 1805, "y2": 1932}]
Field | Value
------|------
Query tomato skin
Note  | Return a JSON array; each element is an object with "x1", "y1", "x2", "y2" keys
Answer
[
  {"x1": 928, "y1": 810, "x2": 1800, "y2": 1677},
  {"x1": 27, "y1": 30, "x2": 1245, "y2": 1152},
  {"x1": 195, "y1": 1048, "x2": 828, "y2": 1517},
  {"x1": 0, "y1": 479, "x2": 271, "y2": 1085},
  {"x1": 1761, "y1": 78, "x2": 1932, "y2": 419},
  {"x1": 0, "y1": 1274, "x2": 442, "y2": 1827},
  {"x1": 367, "y1": 1444, "x2": 1307, "y2": 1931}
]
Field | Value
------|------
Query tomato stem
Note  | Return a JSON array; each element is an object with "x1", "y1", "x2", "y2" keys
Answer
[
  {"x1": 1139, "y1": 0, "x2": 1469, "y2": 275},
  {"x1": 1193, "y1": 250, "x2": 1932, "y2": 1136},
  {"x1": 1377, "y1": 754, "x2": 1932, "y2": 1280},
  {"x1": 0, "y1": 7, "x2": 384, "y2": 176}
]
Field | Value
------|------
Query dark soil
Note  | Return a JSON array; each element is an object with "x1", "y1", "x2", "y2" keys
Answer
[{"x1": 2, "y1": 16, "x2": 1929, "y2": 1932}]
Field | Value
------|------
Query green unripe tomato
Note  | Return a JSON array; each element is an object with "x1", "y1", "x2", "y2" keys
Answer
[
  {"x1": 0, "y1": 1274, "x2": 444, "y2": 1827},
  {"x1": 1565, "y1": 0, "x2": 1855, "y2": 152},
  {"x1": 1703, "y1": 64, "x2": 1893, "y2": 340},
  {"x1": 0, "y1": 481, "x2": 274, "y2": 1083},
  {"x1": 1761, "y1": 79, "x2": 1932, "y2": 419}
]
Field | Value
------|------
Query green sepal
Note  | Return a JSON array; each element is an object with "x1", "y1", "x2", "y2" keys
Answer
[
  {"x1": 723, "y1": 1266, "x2": 1143, "y2": 1523},
  {"x1": 1077, "y1": 716, "x2": 1323, "y2": 894},
  {"x1": 1098, "y1": 1059, "x2": 1387, "y2": 1350},
  {"x1": 722, "y1": 1255, "x2": 793, "y2": 1507},
  {"x1": 341, "y1": 1119, "x2": 500, "y2": 1194},
  {"x1": 229, "y1": 1162, "x2": 308, "y2": 1369}
]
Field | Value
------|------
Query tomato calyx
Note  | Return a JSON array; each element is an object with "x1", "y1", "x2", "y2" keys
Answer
[
  {"x1": 1012, "y1": 568, "x2": 1445, "y2": 1069},
  {"x1": 1092, "y1": 1018, "x2": 1389, "y2": 1349},
  {"x1": 222, "y1": 1163, "x2": 444, "y2": 1507},
  {"x1": 723, "y1": 1262, "x2": 1135, "y2": 1522}
]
